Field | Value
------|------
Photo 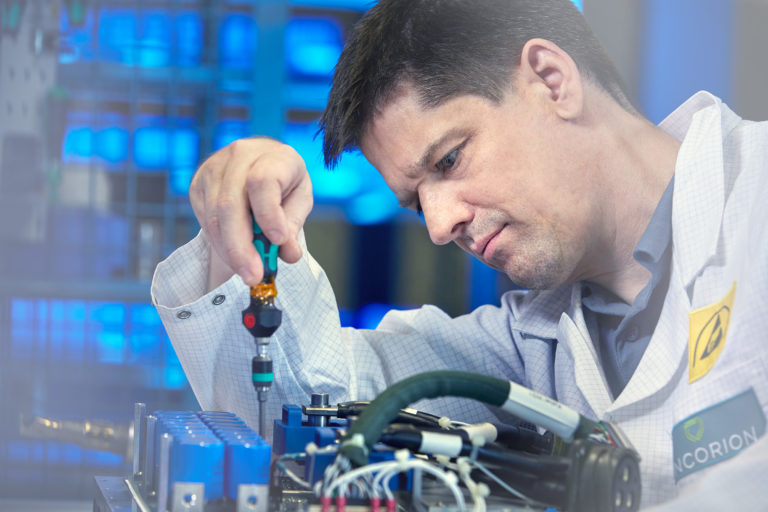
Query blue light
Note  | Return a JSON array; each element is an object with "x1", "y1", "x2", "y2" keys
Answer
[
  {"x1": 98, "y1": 9, "x2": 175, "y2": 67},
  {"x1": 97, "y1": 331, "x2": 125, "y2": 364},
  {"x1": 129, "y1": 332, "x2": 158, "y2": 359},
  {"x1": 282, "y1": 123, "x2": 363, "y2": 200},
  {"x1": 7, "y1": 442, "x2": 44, "y2": 463},
  {"x1": 59, "y1": 4, "x2": 96, "y2": 63},
  {"x1": 11, "y1": 299, "x2": 33, "y2": 321},
  {"x1": 357, "y1": 303, "x2": 401, "y2": 330},
  {"x1": 63, "y1": 127, "x2": 93, "y2": 161},
  {"x1": 347, "y1": 191, "x2": 399, "y2": 225},
  {"x1": 137, "y1": 11, "x2": 172, "y2": 68},
  {"x1": 219, "y1": 15, "x2": 257, "y2": 70},
  {"x1": 98, "y1": 10, "x2": 136, "y2": 63},
  {"x1": 171, "y1": 128, "x2": 200, "y2": 167},
  {"x1": 338, "y1": 308, "x2": 355, "y2": 327},
  {"x1": 286, "y1": 17, "x2": 343, "y2": 77},
  {"x1": 83, "y1": 449, "x2": 124, "y2": 467},
  {"x1": 214, "y1": 121, "x2": 250, "y2": 151},
  {"x1": 163, "y1": 365, "x2": 189, "y2": 390},
  {"x1": 95, "y1": 127, "x2": 129, "y2": 163},
  {"x1": 166, "y1": 127, "x2": 199, "y2": 193},
  {"x1": 91, "y1": 303, "x2": 126, "y2": 324},
  {"x1": 131, "y1": 303, "x2": 161, "y2": 326},
  {"x1": 175, "y1": 13, "x2": 203, "y2": 67},
  {"x1": 570, "y1": 0, "x2": 583, "y2": 11},
  {"x1": 134, "y1": 126, "x2": 169, "y2": 168},
  {"x1": 169, "y1": 168, "x2": 195, "y2": 196}
]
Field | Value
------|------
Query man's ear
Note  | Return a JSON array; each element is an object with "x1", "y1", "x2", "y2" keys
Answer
[{"x1": 517, "y1": 38, "x2": 584, "y2": 121}]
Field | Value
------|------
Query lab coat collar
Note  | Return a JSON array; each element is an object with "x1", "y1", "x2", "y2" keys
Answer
[
  {"x1": 511, "y1": 283, "x2": 613, "y2": 416},
  {"x1": 557, "y1": 284, "x2": 614, "y2": 417},
  {"x1": 662, "y1": 91, "x2": 742, "y2": 289},
  {"x1": 510, "y1": 284, "x2": 572, "y2": 340}
]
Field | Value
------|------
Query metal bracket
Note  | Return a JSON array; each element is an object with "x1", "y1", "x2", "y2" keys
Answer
[
  {"x1": 170, "y1": 482, "x2": 205, "y2": 512},
  {"x1": 237, "y1": 484, "x2": 269, "y2": 512}
]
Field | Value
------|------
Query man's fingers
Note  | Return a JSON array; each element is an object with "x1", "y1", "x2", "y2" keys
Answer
[
  {"x1": 215, "y1": 189, "x2": 264, "y2": 286},
  {"x1": 278, "y1": 175, "x2": 313, "y2": 263},
  {"x1": 189, "y1": 138, "x2": 312, "y2": 285},
  {"x1": 247, "y1": 176, "x2": 289, "y2": 246}
]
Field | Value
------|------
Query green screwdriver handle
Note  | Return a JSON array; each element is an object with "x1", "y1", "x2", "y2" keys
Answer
[{"x1": 252, "y1": 218, "x2": 279, "y2": 282}]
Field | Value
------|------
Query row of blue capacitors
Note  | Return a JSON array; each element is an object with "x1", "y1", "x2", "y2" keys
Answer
[{"x1": 154, "y1": 410, "x2": 271, "y2": 501}]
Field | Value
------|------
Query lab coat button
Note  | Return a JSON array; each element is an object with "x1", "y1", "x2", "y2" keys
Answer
[
  {"x1": 177, "y1": 310, "x2": 192, "y2": 320},
  {"x1": 212, "y1": 294, "x2": 226, "y2": 305}
]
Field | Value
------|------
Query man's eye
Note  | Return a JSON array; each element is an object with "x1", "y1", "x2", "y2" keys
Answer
[{"x1": 436, "y1": 147, "x2": 460, "y2": 173}]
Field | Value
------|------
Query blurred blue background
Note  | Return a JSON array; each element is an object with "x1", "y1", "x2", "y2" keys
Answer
[{"x1": 0, "y1": 0, "x2": 765, "y2": 505}]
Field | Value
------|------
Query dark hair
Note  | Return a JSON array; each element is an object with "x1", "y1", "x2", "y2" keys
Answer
[{"x1": 319, "y1": 0, "x2": 636, "y2": 168}]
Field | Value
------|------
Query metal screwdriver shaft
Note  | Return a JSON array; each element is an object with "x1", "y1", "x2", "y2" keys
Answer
[{"x1": 241, "y1": 218, "x2": 282, "y2": 438}]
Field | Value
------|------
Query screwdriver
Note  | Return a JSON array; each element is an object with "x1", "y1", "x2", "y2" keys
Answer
[{"x1": 241, "y1": 218, "x2": 282, "y2": 438}]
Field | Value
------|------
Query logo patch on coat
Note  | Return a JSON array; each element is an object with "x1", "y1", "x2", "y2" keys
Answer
[
  {"x1": 672, "y1": 388, "x2": 766, "y2": 482},
  {"x1": 688, "y1": 281, "x2": 736, "y2": 383}
]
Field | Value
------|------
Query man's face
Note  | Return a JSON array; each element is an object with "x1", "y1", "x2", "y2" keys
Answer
[{"x1": 360, "y1": 82, "x2": 598, "y2": 289}]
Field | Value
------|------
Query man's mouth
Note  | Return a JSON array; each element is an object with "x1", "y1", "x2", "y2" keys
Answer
[{"x1": 476, "y1": 227, "x2": 504, "y2": 261}]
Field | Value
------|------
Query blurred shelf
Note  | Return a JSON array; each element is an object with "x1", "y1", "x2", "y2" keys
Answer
[{"x1": 0, "y1": 280, "x2": 152, "y2": 302}]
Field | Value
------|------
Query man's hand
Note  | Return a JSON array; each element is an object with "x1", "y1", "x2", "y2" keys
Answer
[{"x1": 189, "y1": 138, "x2": 313, "y2": 289}]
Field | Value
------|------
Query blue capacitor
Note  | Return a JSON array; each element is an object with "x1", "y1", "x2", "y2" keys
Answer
[
  {"x1": 219, "y1": 433, "x2": 262, "y2": 445},
  {"x1": 211, "y1": 425, "x2": 252, "y2": 436},
  {"x1": 199, "y1": 411, "x2": 236, "y2": 419},
  {"x1": 225, "y1": 438, "x2": 271, "y2": 499},
  {"x1": 171, "y1": 436, "x2": 225, "y2": 501},
  {"x1": 208, "y1": 420, "x2": 247, "y2": 430}
]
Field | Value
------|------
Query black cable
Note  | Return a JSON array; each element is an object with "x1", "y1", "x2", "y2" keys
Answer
[
  {"x1": 338, "y1": 371, "x2": 510, "y2": 466},
  {"x1": 378, "y1": 427, "x2": 569, "y2": 476}
]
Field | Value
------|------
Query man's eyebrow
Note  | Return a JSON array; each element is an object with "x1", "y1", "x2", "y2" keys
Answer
[{"x1": 407, "y1": 127, "x2": 472, "y2": 178}]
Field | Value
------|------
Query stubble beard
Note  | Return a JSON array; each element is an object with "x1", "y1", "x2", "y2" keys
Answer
[{"x1": 495, "y1": 228, "x2": 566, "y2": 290}]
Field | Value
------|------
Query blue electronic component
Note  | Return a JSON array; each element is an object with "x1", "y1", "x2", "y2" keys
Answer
[
  {"x1": 307, "y1": 446, "x2": 412, "y2": 491},
  {"x1": 272, "y1": 403, "x2": 411, "y2": 490},
  {"x1": 273, "y1": 404, "x2": 347, "y2": 456},
  {"x1": 225, "y1": 439, "x2": 271, "y2": 499},
  {"x1": 153, "y1": 410, "x2": 271, "y2": 502}
]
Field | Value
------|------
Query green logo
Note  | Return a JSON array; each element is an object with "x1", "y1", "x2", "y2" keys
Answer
[{"x1": 683, "y1": 417, "x2": 704, "y2": 442}]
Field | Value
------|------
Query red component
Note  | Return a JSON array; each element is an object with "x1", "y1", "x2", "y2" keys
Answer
[
  {"x1": 244, "y1": 313, "x2": 256, "y2": 329},
  {"x1": 336, "y1": 496, "x2": 347, "y2": 512},
  {"x1": 321, "y1": 496, "x2": 331, "y2": 512},
  {"x1": 386, "y1": 498, "x2": 396, "y2": 512},
  {"x1": 370, "y1": 497, "x2": 381, "y2": 512}
]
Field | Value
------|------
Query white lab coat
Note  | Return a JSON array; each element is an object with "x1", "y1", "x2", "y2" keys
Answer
[{"x1": 152, "y1": 92, "x2": 768, "y2": 508}]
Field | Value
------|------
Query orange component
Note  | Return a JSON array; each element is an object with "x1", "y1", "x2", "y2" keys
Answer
[{"x1": 250, "y1": 278, "x2": 277, "y2": 304}]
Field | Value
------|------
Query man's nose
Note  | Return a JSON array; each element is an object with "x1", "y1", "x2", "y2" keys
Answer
[{"x1": 420, "y1": 186, "x2": 468, "y2": 245}]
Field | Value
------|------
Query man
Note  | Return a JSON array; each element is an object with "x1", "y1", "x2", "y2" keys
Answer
[{"x1": 152, "y1": 0, "x2": 768, "y2": 508}]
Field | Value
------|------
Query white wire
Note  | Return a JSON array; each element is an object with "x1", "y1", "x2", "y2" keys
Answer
[
  {"x1": 323, "y1": 460, "x2": 401, "y2": 498},
  {"x1": 377, "y1": 459, "x2": 467, "y2": 512},
  {"x1": 457, "y1": 470, "x2": 486, "y2": 512},
  {"x1": 276, "y1": 452, "x2": 312, "y2": 489},
  {"x1": 470, "y1": 459, "x2": 540, "y2": 505}
]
